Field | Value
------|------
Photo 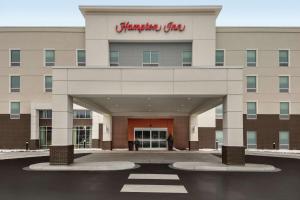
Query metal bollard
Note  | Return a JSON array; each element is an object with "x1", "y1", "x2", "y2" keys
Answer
[
  {"x1": 273, "y1": 142, "x2": 276, "y2": 149},
  {"x1": 216, "y1": 141, "x2": 219, "y2": 150},
  {"x1": 25, "y1": 142, "x2": 29, "y2": 151}
]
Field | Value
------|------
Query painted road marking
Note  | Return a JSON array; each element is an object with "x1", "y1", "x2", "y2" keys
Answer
[
  {"x1": 121, "y1": 184, "x2": 188, "y2": 193},
  {"x1": 128, "y1": 173, "x2": 180, "y2": 180}
]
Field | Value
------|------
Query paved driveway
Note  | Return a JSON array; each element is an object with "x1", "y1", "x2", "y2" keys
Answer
[{"x1": 0, "y1": 155, "x2": 300, "y2": 200}]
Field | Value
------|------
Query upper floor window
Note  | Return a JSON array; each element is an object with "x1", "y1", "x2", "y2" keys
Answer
[
  {"x1": 76, "y1": 49, "x2": 86, "y2": 66},
  {"x1": 44, "y1": 76, "x2": 52, "y2": 92},
  {"x1": 279, "y1": 76, "x2": 289, "y2": 93},
  {"x1": 110, "y1": 51, "x2": 119, "y2": 66},
  {"x1": 10, "y1": 101, "x2": 20, "y2": 119},
  {"x1": 280, "y1": 102, "x2": 289, "y2": 120},
  {"x1": 182, "y1": 50, "x2": 192, "y2": 66},
  {"x1": 247, "y1": 76, "x2": 257, "y2": 92},
  {"x1": 10, "y1": 49, "x2": 21, "y2": 67},
  {"x1": 216, "y1": 50, "x2": 224, "y2": 66},
  {"x1": 143, "y1": 51, "x2": 159, "y2": 66},
  {"x1": 10, "y1": 75, "x2": 20, "y2": 92},
  {"x1": 246, "y1": 50, "x2": 257, "y2": 67},
  {"x1": 279, "y1": 50, "x2": 289, "y2": 67},
  {"x1": 215, "y1": 104, "x2": 223, "y2": 119},
  {"x1": 247, "y1": 131, "x2": 257, "y2": 149},
  {"x1": 39, "y1": 110, "x2": 52, "y2": 119},
  {"x1": 73, "y1": 110, "x2": 92, "y2": 119},
  {"x1": 247, "y1": 102, "x2": 257, "y2": 119},
  {"x1": 44, "y1": 49, "x2": 55, "y2": 67}
]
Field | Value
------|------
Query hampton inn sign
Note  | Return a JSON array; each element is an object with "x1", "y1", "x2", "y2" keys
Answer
[{"x1": 116, "y1": 21, "x2": 186, "y2": 33}]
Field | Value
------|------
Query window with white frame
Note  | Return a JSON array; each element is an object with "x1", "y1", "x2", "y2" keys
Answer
[
  {"x1": 216, "y1": 50, "x2": 224, "y2": 66},
  {"x1": 279, "y1": 131, "x2": 289, "y2": 150},
  {"x1": 77, "y1": 49, "x2": 86, "y2": 66},
  {"x1": 182, "y1": 50, "x2": 192, "y2": 66},
  {"x1": 247, "y1": 76, "x2": 257, "y2": 92},
  {"x1": 143, "y1": 51, "x2": 159, "y2": 66},
  {"x1": 73, "y1": 126, "x2": 92, "y2": 148},
  {"x1": 247, "y1": 131, "x2": 257, "y2": 149},
  {"x1": 39, "y1": 110, "x2": 52, "y2": 119},
  {"x1": 247, "y1": 102, "x2": 257, "y2": 119},
  {"x1": 279, "y1": 76, "x2": 289, "y2": 93},
  {"x1": 73, "y1": 110, "x2": 92, "y2": 119},
  {"x1": 215, "y1": 131, "x2": 223, "y2": 149},
  {"x1": 280, "y1": 102, "x2": 289, "y2": 120},
  {"x1": 44, "y1": 49, "x2": 55, "y2": 66},
  {"x1": 110, "y1": 51, "x2": 119, "y2": 66},
  {"x1": 279, "y1": 50, "x2": 289, "y2": 67},
  {"x1": 10, "y1": 101, "x2": 20, "y2": 119},
  {"x1": 10, "y1": 49, "x2": 21, "y2": 67},
  {"x1": 10, "y1": 76, "x2": 20, "y2": 92},
  {"x1": 40, "y1": 126, "x2": 52, "y2": 149},
  {"x1": 246, "y1": 50, "x2": 257, "y2": 67},
  {"x1": 215, "y1": 104, "x2": 223, "y2": 119},
  {"x1": 44, "y1": 76, "x2": 52, "y2": 92}
]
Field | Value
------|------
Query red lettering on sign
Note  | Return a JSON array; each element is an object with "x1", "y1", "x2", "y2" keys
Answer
[{"x1": 116, "y1": 21, "x2": 184, "y2": 33}]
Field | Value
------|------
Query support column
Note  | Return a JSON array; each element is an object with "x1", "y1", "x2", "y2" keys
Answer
[
  {"x1": 92, "y1": 112, "x2": 103, "y2": 148},
  {"x1": 50, "y1": 95, "x2": 74, "y2": 165},
  {"x1": 102, "y1": 113, "x2": 112, "y2": 150},
  {"x1": 222, "y1": 94, "x2": 245, "y2": 165},
  {"x1": 189, "y1": 114, "x2": 199, "y2": 150},
  {"x1": 30, "y1": 108, "x2": 39, "y2": 150}
]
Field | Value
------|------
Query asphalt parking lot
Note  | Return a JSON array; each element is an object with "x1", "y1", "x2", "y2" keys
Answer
[{"x1": 0, "y1": 154, "x2": 300, "y2": 200}]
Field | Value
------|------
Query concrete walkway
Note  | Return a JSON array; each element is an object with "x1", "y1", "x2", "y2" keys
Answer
[
  {"x1": 171, "y1": 162, "x2": 280, "y2": 172},
  {"x1": 75, "y1": 151, "x2": 221, "y2": 164},
  {"x1": 28, "y1": 161, "x2": 138, "y2": 171}
]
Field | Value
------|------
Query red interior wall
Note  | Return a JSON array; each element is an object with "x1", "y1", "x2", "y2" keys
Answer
[{"x1": 128, "y1": 118, "x2": 174, "y2": 141}]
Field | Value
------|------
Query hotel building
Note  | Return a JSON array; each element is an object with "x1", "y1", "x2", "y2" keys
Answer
[{"x1": 0, "y1": 6, "x2": 299, "y2": 165}]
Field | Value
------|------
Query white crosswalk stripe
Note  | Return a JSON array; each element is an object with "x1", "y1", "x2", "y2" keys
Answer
[
  {"x1": 128, "y1": 173, "x2": 179, "y2": 180},
  {"x1": 121, "y1": 184, "x2": 188, "y2": 193},
  {"x1": 120, "y1": 173, "x2": 188, "y2": 194}
]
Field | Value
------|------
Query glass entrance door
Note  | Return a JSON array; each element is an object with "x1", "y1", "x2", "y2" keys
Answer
[{"x1": 134, "y1": 128, "x2": 168, "y2": 150}]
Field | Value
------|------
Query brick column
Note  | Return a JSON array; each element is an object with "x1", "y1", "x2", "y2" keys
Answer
[{"x1": 102, "y1": 114, "x2": 112, "y2": 150}]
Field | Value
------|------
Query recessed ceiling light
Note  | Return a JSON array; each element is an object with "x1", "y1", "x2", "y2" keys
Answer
[
  {"x1": 181, "y1": 104, "x2": 185, "y2": 107},
  {"x1": 147, "y1": 104, "x2": 152, "y2": 107},
  {"x1": 106, "y1": 97, "x2": 111, "y2": 101},
  {"x1": 115, "y1": 104, "x2": 119, "y2": 107},
  {"x1": 187, "y1": 97, "x2": 192, "y2": 101},
  {"x1": 147, "y1": 97, "x2": 151, "y2": 101}
]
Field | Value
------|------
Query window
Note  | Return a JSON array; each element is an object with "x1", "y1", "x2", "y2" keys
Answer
[
  {"x1": 40, "y1": 126, "x2": 52, "y2": 149},
  {"x1": 10, "y1": 76, "x2": 20, "y2": 92},
  {"x1": 10, "y1": 49, "x2": 20, "y2": 67},
  {"x1": 44, "y1": 49, "x2": 55, "y2": 66},
  {"x1": 110, "y1": 51, "x2": 119, "y2": 66},
  {"x1": 280, "y1": 102, "x2": 289, "y2": 120},
  {"x1": 215, "y1": 104, "x2": 223, "y2": 119},
  {"x1": 39, "y1": 110, "x2": 52, "y2": 119},
  {"x1": 10, "y1": 101, "x2": 20, "y2": 119},
  {"x1": 246, "y1": 50, "x2": 257, "y2": 67},
  {"x1": 143, "y1": 51, "x2": 159, "y2": 66},
  {"x1": 247, "y1": 76, "x2": 257, "y2": 92},
  {"x1": 279, "y1": 50, "x2": 289, "y2": 67},
  {"x1": 215, "y1": 131, "x2": 223, "y2": 149},
  {"x1": 73, "y1": 126, "x2": 92, "y2": 148},
  {"x1": 247, "y1": 131, "x2": 257, "y2": 149},
  {"x1": 73, "y1": 110, "x2": 92, "y2": 119},
  {"x1": 182, "y1": 50, "x2": 192, "y2": 66},
  {"x1": 279, "y1": 131, "x2": 289, "y2": 150},
  {"x1": 77, "y1": 49, "x2": 86, "y2": 66},
  {"x1": 44, "y1": 76, "x2": 52, "y2": 92},
  {"x1": 247, "y1": 102, "x2": 257, "y2": 119},
  {"x1": 216, "y1": 50, "x2": 224, "y2": 66},
  {"x1": 279, "y1": 76, "x2": 289, "y2": 93}
]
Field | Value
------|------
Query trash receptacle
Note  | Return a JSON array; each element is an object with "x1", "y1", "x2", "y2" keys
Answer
[{"x1": 128, "y1": 141, "x2": 134, "y2": 151}]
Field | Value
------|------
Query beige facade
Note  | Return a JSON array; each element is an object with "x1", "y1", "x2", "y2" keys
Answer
[{"x1": 0, "y1": 6, "x2": 299, "y2": 165}]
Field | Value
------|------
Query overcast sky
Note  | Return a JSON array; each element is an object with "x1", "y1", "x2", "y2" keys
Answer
[{"x1": 0, "y1": 0, "x2": 299, "y2": 26}]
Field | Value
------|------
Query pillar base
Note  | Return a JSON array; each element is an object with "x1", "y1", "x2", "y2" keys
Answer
[
  {"x1": 50, "y1": 145, "x2": 74, "y2": 165},
  {"x1": 222, "y1": 146, "x2": 245, "y2": 165},
  {"x1": 29, "y1": 139, "x2": 40, "y2": 150},
  {"x1": 189, "y1": 141, "x2": 199, "y2": 151},
  {"x1": 102, "y1": 141, "x2": 112, "y2": 150},
  {"x1": 92, "y1": 139, "x2": 101, "y2": 148}
]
